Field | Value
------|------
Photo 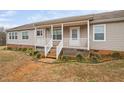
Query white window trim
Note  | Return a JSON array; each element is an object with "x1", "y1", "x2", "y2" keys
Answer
[
  {"x1": 93, "y1": 24, "x2": 106, "y2": 42},
  {"x1": 36, "y1": 29, "x2": 45, "y2": 37},
  {"x1": 22, "y1": 31, "x2": 29, "y2": 40}
]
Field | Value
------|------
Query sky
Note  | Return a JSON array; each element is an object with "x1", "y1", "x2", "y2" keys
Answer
[{"x1": 0, "y1": 10, "x2": 110, "y2": 28}]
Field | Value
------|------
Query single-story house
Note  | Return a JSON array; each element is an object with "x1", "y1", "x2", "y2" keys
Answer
[{"x1": 6, "y1": 10, "x2": 124, "y2": 59}]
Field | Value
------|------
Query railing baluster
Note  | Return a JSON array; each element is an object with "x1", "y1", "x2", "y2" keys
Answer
[
  {"x1": 44, "y1": 38, "x2": 53, "y2": 57},
  {"x1": 56, "y1": 40, "x2": 63, "y2": 59}
]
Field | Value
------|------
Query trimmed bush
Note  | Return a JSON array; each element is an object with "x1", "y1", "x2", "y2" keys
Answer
[
  {"x1": 25, "y1": 48, "x2": 37, "y2": 57},
  {"x1": 13, "y1": 48, "x2": 18, "y2": 51},
  {"x1": 36, "y1": 53, "x2": 41, "y2": 59},
  {"x1": 29, "y1": 51, "x2": 34, "y2": 56},
  {"x1": 30, "y1": 51, "x2": 42, "y2": 61},
  {"x1": 2, "y1": 48, "x2": 6, "y2": 50},
  {"x1": 61, "y1": 55, "x2": 69, "y2": 62},
  {"x1": 76, "y1": 54, "x2": 88, "y2": 63},
  {"x1": 33, "y1": 51, "x2": 39, "y2": 56},
  {"x1": 28, "y1": 48, "x2": 33, "y2": 50},
  {"x1": 7, "y1": 47, "x2": 12, "y2": 50},
  {"x1": 76, "y1": 54, "x2": 85, "y2": 63},
  {"x1": 111, "y1": 52, "x2": 121, "y2": 60},
  {"x1": 90, "y1": 51, "x2": 101, "y2": 63},
  {"x1": 18, "y1": 48, "x2": 22, "y2": 51},
  {"x1": 22, "y1": 48, "x2": 27, "y2": 52}
]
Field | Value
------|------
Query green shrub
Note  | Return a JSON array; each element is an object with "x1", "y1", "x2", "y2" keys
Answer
[
  {"x1": 91, "y1": 56, "x2": 99, "y2": 63},
  {"x1": 61, "y1": 55, "x2": 69, "y2": 62},
  {"x1": 76, "y1": 54, "x2": 84, "y2": 63},
  {"x1": 28, "y1": 48, "x2": 33, "y2": 51},
  {"x1": 90, "y1": 51, "x2": 101, "y2": 63},
  {"x1": 13, "y1": 48, "x2": 18, "y2": 51},
  {"x1": 24, "y1": 48, "x2": 35, "y2": 56},
  {"x1": 29, "y1": 51, "x2": 34, "y2": 56},
  {"x1": 22, "y1": 48, "x2": 27, "y2": 51},
  {"x1": 32, "y1": 52, "x2": 41, "y2": 61},
  {"x1": 33, "y1": 51, "x2": 39, "y2": 56},
  {"x1": 111, "y1": 52, "x2": 121, "y2": 60},
  {"x1": 18, "y1": 48, "x2": 22, "y2": 51},
  {"x1": 7, "y1": 47, "x2": 12, "y2": 50},
  {"x1": 36, "y1": 53, "x2": 41, "y2": 59}
]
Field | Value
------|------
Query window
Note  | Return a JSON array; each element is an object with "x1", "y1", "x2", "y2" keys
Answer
[
  {"x1": 93, "y1": 24, "x2": 106, "y2": 41},
  {"x1": 37, "y1": 30, "x2": 43, "y2": 36},
  {"x1": 53, "y1": 28, "x2": 62, "y2": 40},
  {"x1": 12, "y1": 32, "x2": 15, "y2": 39},
  {"x1": 15, "y1": 32, "x2": 18, "y2": 39},
  {"x1": 8, "y1": 32, "x2": 18, "y2": 40},
  {"x1": 72, "y1": 29, "x2": 78, "y2": 40},
  {"x1": 9, "y1": 32, "x2": 11, "y2": 39},
  {"x1": 22, "y1": 32, "x2": 29, "y2": 39}
]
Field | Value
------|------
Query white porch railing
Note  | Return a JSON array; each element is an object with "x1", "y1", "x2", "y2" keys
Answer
[
  {"x1": 56, "y1": 40, "x2": 63, "y2": 59},
  {"x1": 63, "y1": 38, "x2": 88, "y2": 49},
  {"x1": 44, "y1": 38, "x2": 53, "y2": 57}
]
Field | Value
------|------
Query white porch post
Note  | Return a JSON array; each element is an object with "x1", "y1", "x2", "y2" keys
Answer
[
  {"x1": 51, "y1": 25, "x2": 53, "y2": 43},
  {"x1": 44, "y1": 29, "x2": 46, "y2": 45},
  {"x1": 87, "y1": 20, "x2": 90, "y2": 50},
  {"x1": 61, "y1": 24, "x2": 63, "y2": 46},
  {"x1": 34, "y1": 26, "x2": 37, "y2": 51}
]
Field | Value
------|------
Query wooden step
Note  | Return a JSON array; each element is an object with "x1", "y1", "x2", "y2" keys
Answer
[
  {"x1": 47, "y1": 52, "x2": 56, "y2": 57},
  {"x1": 47, "y1": 47, "x2": 56, "y2": 59}
]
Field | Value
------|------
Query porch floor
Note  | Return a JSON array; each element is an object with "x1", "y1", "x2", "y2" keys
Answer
[{"x1": 63, "y1": 46, "x2": 88, "y2": 50}]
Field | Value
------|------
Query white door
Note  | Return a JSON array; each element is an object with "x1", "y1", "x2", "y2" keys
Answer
[
  {"x1": 36, "y1": 29, "x2": 45, "y2": 46},
  {"x1": 69, "y1": 27, "x2": 80, "y2": 46}
]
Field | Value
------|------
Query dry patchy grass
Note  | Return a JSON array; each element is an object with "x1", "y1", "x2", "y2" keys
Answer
[{"x1": 0, "y1": 48, "x2": 124, "y2": 82}]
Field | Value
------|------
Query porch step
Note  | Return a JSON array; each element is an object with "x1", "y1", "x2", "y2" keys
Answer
[{"x1": 47, "y1": 47, "x2": 56, "y2": 59}]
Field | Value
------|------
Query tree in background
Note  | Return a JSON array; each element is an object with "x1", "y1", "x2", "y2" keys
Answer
[{"x1": 0, "y1": 27, "x2": 6, "y2": 46}]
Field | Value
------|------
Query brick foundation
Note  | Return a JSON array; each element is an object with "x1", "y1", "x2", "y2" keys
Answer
[
  {"x1": 7, "y1": 44, "x2": 35, "y2": 49},
  {"x1": 62, "y1": 48, "x2": 124, "y2": 57},
  {"x1": 62, "y1": 48, "x2": 89, "y2": 57},
  {"x1": 91, "y1": 49, "x2": 113, "y2": 55}
]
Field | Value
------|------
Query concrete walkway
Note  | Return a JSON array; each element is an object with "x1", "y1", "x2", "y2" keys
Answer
[{"x1": 39, "y1": 58, "x2": 56, "y2": 64}]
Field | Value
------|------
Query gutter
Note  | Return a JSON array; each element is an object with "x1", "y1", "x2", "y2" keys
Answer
[{"x1": 91, "y1": 17, "x2": 124, "y2": 24}]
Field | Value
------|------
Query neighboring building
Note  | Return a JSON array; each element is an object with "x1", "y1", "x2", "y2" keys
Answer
[{"x1": 6, "y1": 10, "x2": 124, "y2": 59}]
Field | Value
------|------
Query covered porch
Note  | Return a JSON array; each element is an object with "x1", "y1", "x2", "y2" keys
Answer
[{"x1": 34, "y1": 20, "x2": 90, "y2": 59}]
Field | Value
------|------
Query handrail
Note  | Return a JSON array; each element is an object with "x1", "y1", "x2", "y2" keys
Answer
[
  {"x1": 45, "y1": 39, "x2": 53, "y2": 57},
  {"x1": 56, "y1": 40, "x2": 63, "y2": 59}
]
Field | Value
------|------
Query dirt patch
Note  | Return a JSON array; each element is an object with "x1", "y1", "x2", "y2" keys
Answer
[
  {"x1": 0, "y1": 49, "x2": 124, "y2": 82},
  {"x1": 4, "y1": 61, "x2": 40, "y2": 81}
]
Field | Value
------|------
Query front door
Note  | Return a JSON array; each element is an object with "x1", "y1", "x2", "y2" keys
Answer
[
  {"x1": 69, "y1": 27, "x2": 80, "y2": 46},
  {"x1": 36, "y1": 29, "x2": 45, "y2": 46}
]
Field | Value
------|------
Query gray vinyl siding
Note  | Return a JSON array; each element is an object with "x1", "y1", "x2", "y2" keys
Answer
[
  {"x1": 7, "y1": 21, "x2": 124, "y2": 52},
  {"x1": 90, "y1": 22, "x2": 124, "y2": 51},
  {"x1": 7, "y1": 30, "x2": 35, "y2": 45}
]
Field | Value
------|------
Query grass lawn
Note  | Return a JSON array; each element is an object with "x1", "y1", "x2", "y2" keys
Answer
[{"x1": 0, "y1": 47, "x2": 124, "y2": 82}]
